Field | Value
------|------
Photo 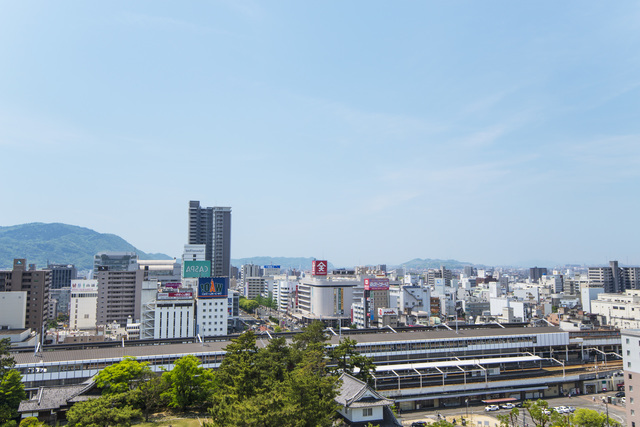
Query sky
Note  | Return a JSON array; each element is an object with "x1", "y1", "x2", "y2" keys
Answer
[{"x1": 1, "y1": 1, "x2": 640, "y2": 268}]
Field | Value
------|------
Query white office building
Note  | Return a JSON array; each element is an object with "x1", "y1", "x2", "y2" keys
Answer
[
  {"x1": 69, "y1": 280, "x2": 98, "y2": 330},
  {"x1": 196, "y1": 297, "x2": 228, "y2": 336}
]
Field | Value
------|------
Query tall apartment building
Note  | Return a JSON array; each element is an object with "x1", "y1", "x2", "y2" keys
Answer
[
  {"x1": 529, "y1": 267, "x2": 548, "y2": 283},
  {"x1": 188, "y1": 201, "x2": 231, "y2": 277},
  {"x1": 589, "y1": 260, "x2": 640, "y2": 293},
  {"x1": 47, "y1": 264, "x2": 77, "y2": 290},
  {"x1": 427, "y1": 266, "x2": 452, "y2": 287},
  {"x1": 0, "y1": 259, "x2": 50, "y2": 335},
  {"x1": 94, "y1": 252, "x2": 143, "y2": 326},
  {"x1": 621, "y1": 329, "x2": 640, "y2": 427}
]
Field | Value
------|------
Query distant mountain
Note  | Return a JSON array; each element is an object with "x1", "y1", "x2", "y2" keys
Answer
[
  {"x1": 0, "y1": 223, "x2": 172, "y2": 271},
  {"x1": 396, "y1": 258, "x2": 475, "y2": 270},
  {"x1": 231, "y1": 257, "x2": 335, "y2": 271}
]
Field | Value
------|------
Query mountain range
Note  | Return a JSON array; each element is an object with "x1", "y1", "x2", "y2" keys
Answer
[
  {"x1": 0, "y1": 223, "x2": 171, "y2": 270},
  {"x1": 0, "y1": 223, "x2": 475, "y2": 272}
]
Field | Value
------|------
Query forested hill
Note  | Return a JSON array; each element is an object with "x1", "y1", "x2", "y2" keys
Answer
[{"x1": 0, "y1": 223, "x2": 171, "y2": 270}]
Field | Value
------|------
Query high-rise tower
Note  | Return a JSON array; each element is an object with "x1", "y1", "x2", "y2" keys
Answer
[{"x1": 188, "y1": 201, "x2": 231, "y2": 277}]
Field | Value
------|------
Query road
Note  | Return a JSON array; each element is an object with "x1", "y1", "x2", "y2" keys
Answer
[{"x1": 398, "y1": 393, "x2": 627, "y2": 426}]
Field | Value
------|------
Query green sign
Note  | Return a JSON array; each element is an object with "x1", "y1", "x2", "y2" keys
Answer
[{"x1": 183, "y1": 260, "x2": 211, "y2": 278}]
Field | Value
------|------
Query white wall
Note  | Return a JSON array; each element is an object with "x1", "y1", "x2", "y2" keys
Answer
[{"x1": 0, "y1": 292, "x2": 26, "y2": 329}]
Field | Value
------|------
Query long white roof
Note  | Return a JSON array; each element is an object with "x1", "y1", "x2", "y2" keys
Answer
[{"x1": 370, "y1": 355, "x2": 542, "y2": 373}]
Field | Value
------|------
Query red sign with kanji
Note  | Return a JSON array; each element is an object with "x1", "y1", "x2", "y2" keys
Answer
[{"x1": 312, "y1": 260, "x2": 328, "y2": 276}]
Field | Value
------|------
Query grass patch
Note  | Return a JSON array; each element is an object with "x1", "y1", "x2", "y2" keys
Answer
[{"x1": 135, "y1": 414, "x2": 209, "y2": 427}]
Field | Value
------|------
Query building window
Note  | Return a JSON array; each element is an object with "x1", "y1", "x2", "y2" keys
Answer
[
  {"x1": 362, "y1": 408, "x2": 373, "y2": 417},
  {"x1": 629, "y1": 362, "x2": 632, "y2": 368}
]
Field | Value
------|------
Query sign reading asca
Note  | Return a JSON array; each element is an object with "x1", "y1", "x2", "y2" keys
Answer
[
  {"x1": 198, "y1": 277, "x2": 228, "y2": 298},
  {"x1": 183, "y1": 260, "x2": 211, "y2": 278}
]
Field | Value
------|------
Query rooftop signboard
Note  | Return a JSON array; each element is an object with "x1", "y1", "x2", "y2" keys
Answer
[
  {"x1": 197, "y1": 277, "x2": 228, "y2": 298},
  {"x1": 364, "y1": 278, "x2": 390, "y2": 291},
  {"x1": 183, "y1": 260, "x2": 211, "y2": 278}
]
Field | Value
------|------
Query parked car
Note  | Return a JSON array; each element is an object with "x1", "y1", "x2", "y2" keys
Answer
[
  {"x1": 515, "y1": 402, "x2": 523, "y2": 408},
  {"x1": 411, "y1": 423, "x2": 428, "y2": 427},
  {"x1": 485, "y1": 405, "x2": 500, "y2": 412},
  {"x1": 542, "y1": 409, "x2": 552, "y2": 415},
  {"x1": 615, "y1": 391, "x2": 625, "y2": 398},
  {"x1": 501, "y1": 403, "x2": 516, "y2": 409},
  {"x1": 565, "y1": 406, "x2": 576, "y2": 413},
  {"x1": 621, "y1": 397, "x2": 626, "y2": 404}
]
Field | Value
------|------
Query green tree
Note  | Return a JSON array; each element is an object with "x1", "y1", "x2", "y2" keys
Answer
[
  {"x1": 572, "y1": 408, "x2": 621, "y2": 427},
  {"x1": 207, "y1": 323, "x2": 341, "y2": 427},
  {"x1": 497, "y1": 408, "x2": 520, "y2": 427},
  {"x1": 161, "y1": 355, "x2": 214, "y2": 411},
  {"x1": 18, "y1": 417, "x2": 45, "y2": 427},
  {"x1": 281, "y1": 347, "x2": 339, "y2": 427},
  {"x1": 66, "y1": 394, "x2": 141, "y2": 427},
  {"x1": 95, "y1": 356, "x2": 152, "y2": 395},
  {"x1": 524, "y1": 400, "x2": 554, "y2": 427},
  {"x1": 128, "y1": 374, "x2": 168, "y2": 422},
  {"x1": 329, "y1": 337, "x2": 376, "y2": 384},
  {"x1": 0, "y1": 339, "x2": 25, "y2": 425}
]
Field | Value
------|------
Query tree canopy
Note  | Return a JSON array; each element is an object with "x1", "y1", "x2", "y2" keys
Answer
[{"x1": 0, "y1": 339, "x2": 25, "y2": 425}]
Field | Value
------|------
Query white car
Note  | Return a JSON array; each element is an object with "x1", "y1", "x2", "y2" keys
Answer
[
  {"x1": 542, "y1": 409, "x2": 552, "y2": 415},
  {"x1": 501, "y1": 403, "x2": 516, "y2": 409},
  {"x1": 485, "y1": 405, "x2": 500, "y2": 412},
  {"x1": 554, "y1": 407, "x2": 568, "y2": 414}
]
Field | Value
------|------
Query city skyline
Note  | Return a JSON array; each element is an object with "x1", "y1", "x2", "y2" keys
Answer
[{"x1": 1, "y1": 2, "x2": 640, "y2": 268}]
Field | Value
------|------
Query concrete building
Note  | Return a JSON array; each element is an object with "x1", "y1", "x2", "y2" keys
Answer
[
  {"x1": 93, "y1": 252, "x2": 138, "y2": 272},
  {"x1": 0, "y1": 259, "x2": 50, "y2": 335},
  {"x1": 196, "y1": 279, "x2": 229, "y2": 337},
  {"x1": 188, "y1": 201, "x2": 232, "y2": 277},
  {"x1": 244, "y1": 277, "x2": 265, "y2": 299},
  {"x1": 580, "y1": 286, "x2": 605, "y2": 313},
  {"x1": 427, "y1": 266, "x2": 452, "y2": 287},
  {"x1": 529, "y1": 267, "x2": 548, "y2": 282},
  {"x1": 622, "y1": 329, "x2": 640, "y2": 427},
  {"x1": 47, "y1": 264, "x2": 77, "y2": 290},
  {"x1": 588, "y1": 261, "x2": 640, "y2": 294},
  {"x1": 140, "y1": 286, "x2": 196, "y2": 339},
  {"x1": 182, "y1": 244, "x2": 206, "y2": 262},
  {"x1": 0, "y1": 292, "x2": 27, "y2": 329},
  {"x1": 137, "y1": 259, "x2": 182, "y2": 286},
  {"x1": 295, "y1": 275, "x2": 359, "y2": 327},
  {"x1": 69, "y1": 280, "x2": 98, "y2": 330},
  {"x1": 591, "y1": 290, "x2": 640, "y2": 329},
  {"x1": 95, "y1": 269, "x2": 144, "y2": 327}
]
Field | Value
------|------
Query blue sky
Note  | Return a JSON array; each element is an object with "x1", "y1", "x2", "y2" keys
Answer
[{"x1": 1, "y1": 1, "x2": 640, "y2": 268}]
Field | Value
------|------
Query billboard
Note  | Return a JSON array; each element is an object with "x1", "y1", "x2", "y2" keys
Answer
[
  {"x1": 183, "y1": 260, "x2": 211, "y2": 278},
  {"x1": 71, "y1": 280, "x2": 98, "y2": 291},
  {"x1": 312, "y1": 260, "x2": 328, "y2": 276},
  {"x1": 378, "y1": 308, "x2": 397, "y2": 316},
  {"x1": 198, "y1": 277, "x2": 228, "y2": 298},
  {"x1": 157, "y1": 291, "x2": 194, "y2": 300},
  {"x1": 164, "y1": 282, "x2": 181, "y2": 289},
  {"x1": 263, "y1": 265, "x2": 281, "y2": 269},
  {"x1": 364, "y1": 278, "x2": 390, "y2": 291}
]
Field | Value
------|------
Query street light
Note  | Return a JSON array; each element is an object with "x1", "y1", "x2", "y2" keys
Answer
[
  {"x1": 601, "y1": 396, "x2": 610, "y2": 427},
  {"x1": 465, "y1": 398, "x2": 469, "y2": 418}
]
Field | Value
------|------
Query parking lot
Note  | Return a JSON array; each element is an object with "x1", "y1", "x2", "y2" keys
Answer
[{"x1": 398, "y1": 393, "x2": 627, "y2": 426}]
